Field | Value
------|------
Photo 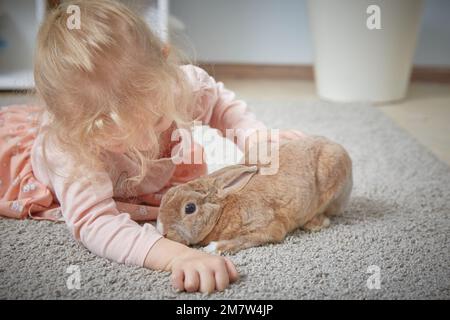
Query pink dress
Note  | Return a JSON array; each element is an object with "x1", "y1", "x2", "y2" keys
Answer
[{"x1": 0, "y1": 65, "x2": 266, "y2": 266}]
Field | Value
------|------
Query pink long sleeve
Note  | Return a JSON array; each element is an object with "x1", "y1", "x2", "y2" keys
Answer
[
  {"x1": 31, "y1": 134, "x2": 163, "y2": 267},
  {"x1": 182, "y1": 65, "x2": 267, "y2": 150}
]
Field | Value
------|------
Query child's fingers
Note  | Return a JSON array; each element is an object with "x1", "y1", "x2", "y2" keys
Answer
[
  {"x1": 199, "y1": 268, "x2": 216, "y2": 294},
  {"x1": 171, "y1": 269, "x2": 184, "y2": 292},
  {"x1": 214, "y1": 260, "x2": 230, "y2": 291},
  {"x1": 224, "y1": 257, "x2": 239, "y2": 283},
  {"x1": 184, "y1": 269, "x2": 200, "y2": 292}
]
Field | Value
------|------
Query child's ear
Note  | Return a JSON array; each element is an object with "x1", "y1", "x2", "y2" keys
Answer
[{"x1": 162, "y1": 45, "x2": 171, "y2": 59}]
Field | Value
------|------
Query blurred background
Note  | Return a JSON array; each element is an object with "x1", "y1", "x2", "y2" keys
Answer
[
  {"x1": 172, "y1": 0, "x2": 450, "y2": 67},
  {"x1": 0, "y1": 0, "x2": 449, "y2": 164}
]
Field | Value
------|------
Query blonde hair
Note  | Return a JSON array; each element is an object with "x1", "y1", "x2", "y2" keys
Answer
[{"x1": 34, "y1": 0, "x2": 194, "y2": 193}]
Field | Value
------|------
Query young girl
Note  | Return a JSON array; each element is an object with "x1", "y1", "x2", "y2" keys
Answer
[{"x1": 0, "y1": 0, "x2": 303, "y2": 293}]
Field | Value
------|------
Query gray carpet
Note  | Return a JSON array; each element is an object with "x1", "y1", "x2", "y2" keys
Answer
[{"x1": 1, "y1": 101, "x2": 449, "y2": 299}]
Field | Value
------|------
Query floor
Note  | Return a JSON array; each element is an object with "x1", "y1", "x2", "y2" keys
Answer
[{"x1": 1, "y1": 80, "x2": 449, "y2": 166}]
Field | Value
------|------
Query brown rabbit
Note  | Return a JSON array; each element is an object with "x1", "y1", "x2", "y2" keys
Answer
[{"x1": 156, "y1": 136, "x2": 353, "y2": 253}]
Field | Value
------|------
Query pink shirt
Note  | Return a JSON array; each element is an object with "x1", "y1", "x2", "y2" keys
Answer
[{"x1": 30, "y1": 65, "x2": 266, "y2": 267}]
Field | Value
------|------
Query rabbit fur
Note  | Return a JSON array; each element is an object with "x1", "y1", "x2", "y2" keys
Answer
[{"x1": 156, "y1": 135, "x2": 353, "y2": 253}]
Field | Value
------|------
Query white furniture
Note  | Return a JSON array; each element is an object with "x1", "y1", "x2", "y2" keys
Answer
[
  {"x1": 308, "y1": 0, "x2": 424, "y2": 103},
  {"x1": 0, "y1": 0, "x2": 169, "y2": 90}
]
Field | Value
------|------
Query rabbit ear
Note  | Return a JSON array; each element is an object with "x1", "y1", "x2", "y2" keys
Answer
[{"x1": 213, "y1": 165, "x2": 258, "y2": 198}]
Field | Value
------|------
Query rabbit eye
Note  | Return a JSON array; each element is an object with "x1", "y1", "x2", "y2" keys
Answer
[{"x1": 184, "y1": 202, "x2": 196, "y2": 214}]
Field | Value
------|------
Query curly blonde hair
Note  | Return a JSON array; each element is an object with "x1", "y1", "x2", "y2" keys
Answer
[{"x1": 34, "y1": 0, "x2": 194, "y2": 192}]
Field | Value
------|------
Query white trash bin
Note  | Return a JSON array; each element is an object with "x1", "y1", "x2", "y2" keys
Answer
[{"x1": 308, "y1": 0, "x2": 423, "y2": 103}]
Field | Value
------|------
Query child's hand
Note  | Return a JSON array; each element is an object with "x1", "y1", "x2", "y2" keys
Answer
[
  {"x1": 144, "y1": 238, "x2": 239, "y2": 294},
  {"x1": 242, "y1": 129, "x2": 306, "y2": 165},
  {"x1": 245, "y1": 128, "x2": 306, "y2": 150},
  {"x1": 169, "y1": 247, "x2": 239, "y2": 293}
]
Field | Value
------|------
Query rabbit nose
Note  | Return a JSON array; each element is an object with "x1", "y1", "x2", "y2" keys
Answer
[{"x1": 156, "y1": 221, "x2": 166, "y2": 235}]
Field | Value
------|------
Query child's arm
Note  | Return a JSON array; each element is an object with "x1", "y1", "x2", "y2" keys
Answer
[
  {"x1": 30, "y1": 135, "x2": 161, "y2": 265},
  {"x1": 182, "y1": 65, "x2": 306, "y2": 150},
  {"x1": 46, "y1": 168, "x2": 164, "y2": 266},
  {"x1": 182, "y1": 65, "x2": 267, "y2": 151}
]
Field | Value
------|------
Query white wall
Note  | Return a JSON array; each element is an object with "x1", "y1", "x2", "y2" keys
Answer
[
  {"x1": 171, "y1": 0, "x2": 312, "y2": 64},
  {"x1": 415, "y1": 0, "x2": 450, "y2": 66},
  {"x1": 171, "y1": 0, "x2": 450, "y2": 66}
]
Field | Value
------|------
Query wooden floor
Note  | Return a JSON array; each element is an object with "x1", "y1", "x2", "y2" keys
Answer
[{"x1": 1, "y1": 80, "x2": 449, "y2": 166}]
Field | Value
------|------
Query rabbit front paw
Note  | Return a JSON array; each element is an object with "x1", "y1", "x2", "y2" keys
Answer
[
  {"x1": 203, "y1": 241, "x2": 219, "y2": 253},
  {"x1": 303, "y1": 214, "x2": 331, "y2": 232},
  {"x1": 203, "y1": 240, "x2": 242, "y2": 254}
]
